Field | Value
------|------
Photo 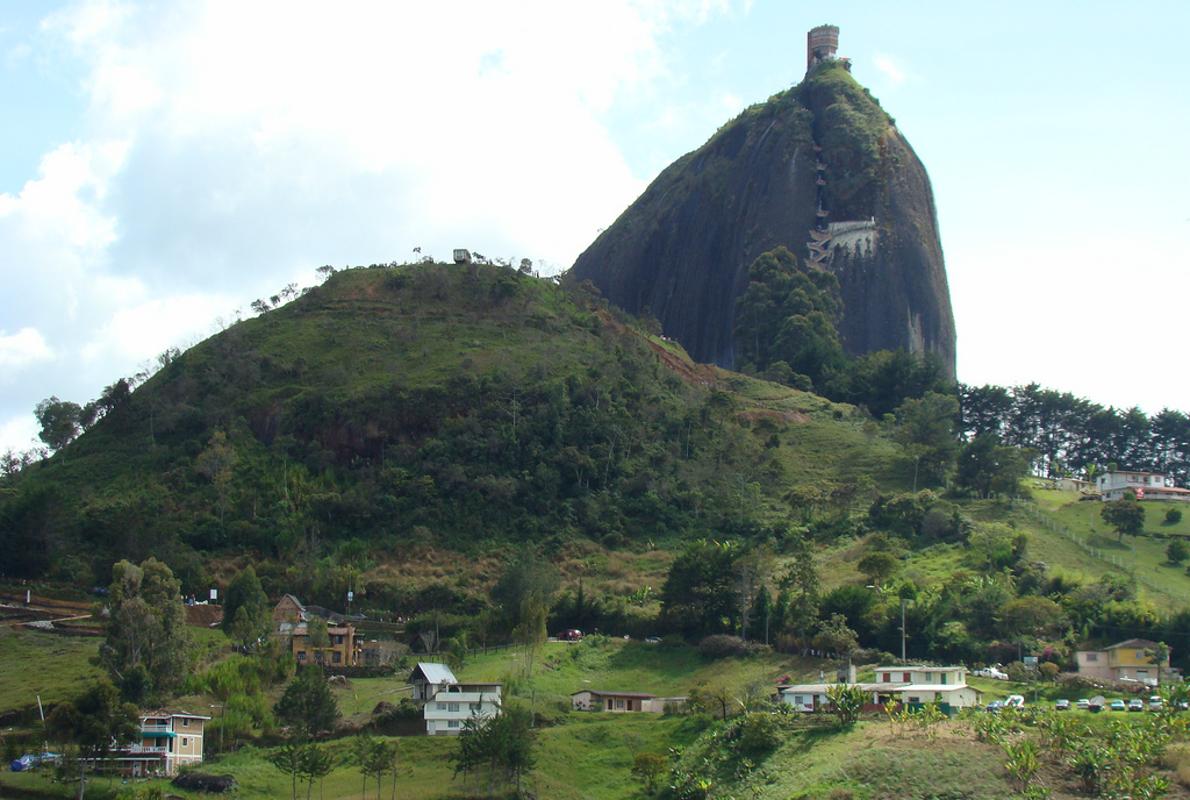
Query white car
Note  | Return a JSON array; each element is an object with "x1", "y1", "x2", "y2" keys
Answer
[{"x1": 973, "y1": 666, "x2": 1009, "y2": 680}]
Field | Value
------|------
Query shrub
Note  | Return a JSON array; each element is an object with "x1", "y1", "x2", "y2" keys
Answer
[
  {"x1": 735, "y1": 712, "x2": 782, "y2": 758},
  {"x1": 1166, "y1": 509, "x2": 1183, "y2": 525},
  {"x1": 698, "y1": 634, "x2": 749, "y2": 659}
]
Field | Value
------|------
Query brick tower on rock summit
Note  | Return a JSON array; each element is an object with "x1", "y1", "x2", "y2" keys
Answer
[{"x1": 806, "y1": 24, "x2": 840, "y2": 73}]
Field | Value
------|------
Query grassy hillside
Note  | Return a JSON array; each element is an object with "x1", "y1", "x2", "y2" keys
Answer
[{"x1": 1, "y1": 262, "x2": 910, "y2": 604}]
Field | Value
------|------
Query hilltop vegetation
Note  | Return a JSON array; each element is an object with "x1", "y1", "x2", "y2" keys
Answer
[{"x1": 0, "y1": 262, "x2": 908, "y2": 599}]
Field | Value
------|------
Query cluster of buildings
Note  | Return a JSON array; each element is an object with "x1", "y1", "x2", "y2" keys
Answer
[{"x1": 1076, "y1": 638, "x2": 1172, "y2": 684}]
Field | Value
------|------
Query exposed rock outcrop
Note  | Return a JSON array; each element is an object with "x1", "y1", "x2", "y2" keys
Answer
[{"x1": 569, "y1": 61, "x2": 956, "y2": 377}]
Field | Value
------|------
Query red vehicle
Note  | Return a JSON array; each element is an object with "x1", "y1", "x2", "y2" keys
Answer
[{"x1": 558, "y1": 629, "x2": 584, "y2": 641}]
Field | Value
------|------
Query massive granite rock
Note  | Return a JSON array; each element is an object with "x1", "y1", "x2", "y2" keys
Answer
[{"x1": 569, "y1": 61, "x2": 956, "y2": 377}]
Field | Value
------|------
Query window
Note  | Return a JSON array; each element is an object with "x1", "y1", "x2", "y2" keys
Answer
[
  {"x1": 1137, "y1": 651, "x2": 1146, "y2": 660},
  {"x1": 470, "y1": 703, "x2": 481, "y2": 713},
  {"x1": 448, "y1": 703, "x2": 460, "y2": 713},
  {"x1": 182, "y1": 738, "x2": 189, "y2": 747},
  {"x1": 448, "y1": 720, "x2": 459, "y2": 729},
  {"x1": 332, "y1": 651, "x2": 342, "y2": 664},
  {"x1": 181, "y1": 718, "x2": 189, "y2": 727},
  {"x1": 902, "y1": 672, "x2": 910, "y2": 683},
  {"x1": 940, "y1": 673, "x2": 947, "y2": 685},
  {"x1": 882, "y1": 672, "x2": 890, "y2": 682},
  {"x1": 437, "y1": 702, "x2": 446, "y2": 710},
  {"x1": 296, "y1": 651, "x2": 306, "y2": 662},
  {"x1": 616, "y1": 699, "x2": 625, "y2": 709},
  {"x1": 1085, "y1": 653, "x2": 1099, "y2": 662}
]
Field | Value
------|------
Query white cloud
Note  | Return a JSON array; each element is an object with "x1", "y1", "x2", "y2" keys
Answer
[
  {"x1": 0, "y1": 328, "x2": 54, "y2": 369},
  {"x1": 0, "y1": 415, "x2": 40, "y2": 454},
  {"x1": 873, "y1": 53, "x2": 907, "y2": 85},
  {"x1": 0, "y1": 0, "x2": 737, "y2": 453}
]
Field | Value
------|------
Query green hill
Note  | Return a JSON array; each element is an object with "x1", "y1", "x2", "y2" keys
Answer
[{"x1": 1, "y1": 262, "x2": 909, "y2": 597}]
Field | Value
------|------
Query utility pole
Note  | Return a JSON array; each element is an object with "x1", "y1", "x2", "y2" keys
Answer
[{"x1": 900, "y1": 599, "x2": 907, "y2": 662}]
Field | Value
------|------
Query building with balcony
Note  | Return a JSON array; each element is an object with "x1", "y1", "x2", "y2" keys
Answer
[
  {"x1": 1095, "y1": 471, "x2": 1190, "y2": 502},
  {"x1": 110, "y1": 711, "x2": 210, "y2": 777},
  {"x1": 424, "y1": 682, "x2": 502, "y2": 735}
]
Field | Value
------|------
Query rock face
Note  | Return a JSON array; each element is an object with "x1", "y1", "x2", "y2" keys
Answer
[{"x1": 569, "y1": 61, "x2": 956, "y2": 377}]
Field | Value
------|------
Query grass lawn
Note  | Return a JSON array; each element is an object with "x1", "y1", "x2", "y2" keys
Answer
[
  {"x1": 0, "y1": 627, "x2": 103, "y2": 714},
  {"x1": 1029, "y1": 491, "x2": 1190, "y2": 607}
]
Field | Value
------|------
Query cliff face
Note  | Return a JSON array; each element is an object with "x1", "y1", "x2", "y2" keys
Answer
[{"x1": 569, "y1": 62, "x2": 956, "y2": 377}]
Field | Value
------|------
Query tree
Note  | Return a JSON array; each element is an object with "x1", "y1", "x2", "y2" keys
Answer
[
  {"x1": 1101, "y1": 492, "x2": 1145, "y2": 542},
  {"x1": 955, "y1": 435, "x2": 1031, "y2": 498},
  {"x1": 894, "y1": 392, "x2": 959, "y2": 489},
  {"x1": 1166, "y1": 540, "x2": 1189, "y2": 565},
  {"x1": 1166, "y1": 508, "x2": 1183, "y2": 525},
  {"x1": 222, "y1": 566, "x2": 270, "y2": 648},
  {"x1": 268, "y1": 742, "x2": 307, "y2": 800},
  {"x1": 274, "y1": 666, "x2": 340, "y2": 739},
  {"x1": 1000, "y1": 596, "x2": 1066, "y2": 639},
  {"x1": 100, "y1": 558, "x2": 191, "y2": 698},
  {"x1": 857, "y1": 551, "x2": 899, "y2": 586},
  {"x1": 46, "y1": 681, "x2": 139, "y2": 799},
  {"x1": 491, "y1": 547, "x2": 559, "y2": 674},
  {"x1": 300, "y1": 743, "x2": 335, "y2": 800},
  {"x1": 1147, "y1": 642, "x2": 1170, "y2": 687},
  {"x1": 34, "y1": 396, "x2": 82, "y2": 452},
  {"x1": 826, "y1": 682, "x2": 867, "y2": 727},
  {"x1": 733, "y1": 246, "x2": 846, "y2": 386},
  {"x1": 306, "y1": 617, "x2": 331, "y2": 662},
  {"x1": 452, "y1": 707, "x2": 536, "y2": 797},
  {"x1": 660, "y1": 539, "x2": 741, "y2": 637},
  {"x1": 632, "y1": 752, "x2": 668, "y2": 795},
  {"x1": 813, "y1": 613, "x2": 858, "y2": 660},
  {"x1": 196, "y1": 430, "x2": 238, "y2": 529}
]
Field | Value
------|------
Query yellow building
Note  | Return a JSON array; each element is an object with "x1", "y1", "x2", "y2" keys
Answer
[
  {"x1": 274, "y1": 594, "x2": 360, "y2": 666},
  {"x1": 113, "y1": 711, "x2": 209, "y2": 777},
  {"x1": 1076, "y1": 638, "x2": 1170, "y2": 684}
]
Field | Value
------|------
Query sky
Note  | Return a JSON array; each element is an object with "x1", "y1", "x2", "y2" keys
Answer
[{"x1": 1, "y1": 0, "x2": 1188, "y2": 453}]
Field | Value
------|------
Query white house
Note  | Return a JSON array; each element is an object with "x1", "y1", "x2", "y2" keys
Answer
[
  {"x1": 408, "y1": 662, "x2": 459, "y2": 703},
  {"x1": 570, "y1": 690, "x2": 687, "y2": 713},
  {"x1": 779, "y1": 665, "x2": 980, "y2": 713},
  {"x1": 424, "y1": 682, "x2": 502, "y2": 735},
  {"x1": 1096, "y1": 471, "x2": 1190, "y2": 502}
]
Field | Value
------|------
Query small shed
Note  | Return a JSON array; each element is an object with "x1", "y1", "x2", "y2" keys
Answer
[{"x1": 572, "y1": 690, "x2": 669, "y2": 712}]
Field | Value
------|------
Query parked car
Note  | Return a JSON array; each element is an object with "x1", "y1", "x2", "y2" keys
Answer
[
  {"x1": 644, "y1": 636, "x2": 661, "y2": 644},
  {"x1": 1149, "y1": 695, "x2": 1164, "y2": 711},
  {"x1": 985, "y1": 700, "x2": 1004, "y2": 713},
  {"x1": 973, "y1": 666, "x2": 1009, "y2": 680},
  {"x1": 1128, "y1": 698, "x2": 1145, "y2": 712},
  {"x1": 1004, "y1": 694, "x2": 1026, "y2": 709},
  {"x1": 558, "y1": 629, "x2": 584, "y2": 641},
  {"x1": 1089, "y1": 696, "x2": 1106, "y2": 712},
  {"x1": 1110, "y1": 699, "x2": 1127, "y2": 712},
  {"x1": 1055, "y1": 699, "x2": 1071, "y2": 711},
  {"x1": 1076, "y1": 698, "x2": 1091, "y2": 710}
]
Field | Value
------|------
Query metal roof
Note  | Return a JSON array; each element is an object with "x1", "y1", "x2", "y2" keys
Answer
[{"x1": 410, "y1": 662, "x2": 458, "y2": 685}]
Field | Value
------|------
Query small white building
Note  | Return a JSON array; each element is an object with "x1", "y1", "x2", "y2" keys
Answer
[
  {"x1": 570, "y1": 690, "x2": 686, "y2": 713},
  {"x1": 408, "y1": 662, "x2": 459, "y2": 703},
  {"x1": 1096, "y1": 471, "x2": 1190, "y2": 502},
  {"x1": 424, "y1": 683, "x2": 502, "y2": 736}
]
